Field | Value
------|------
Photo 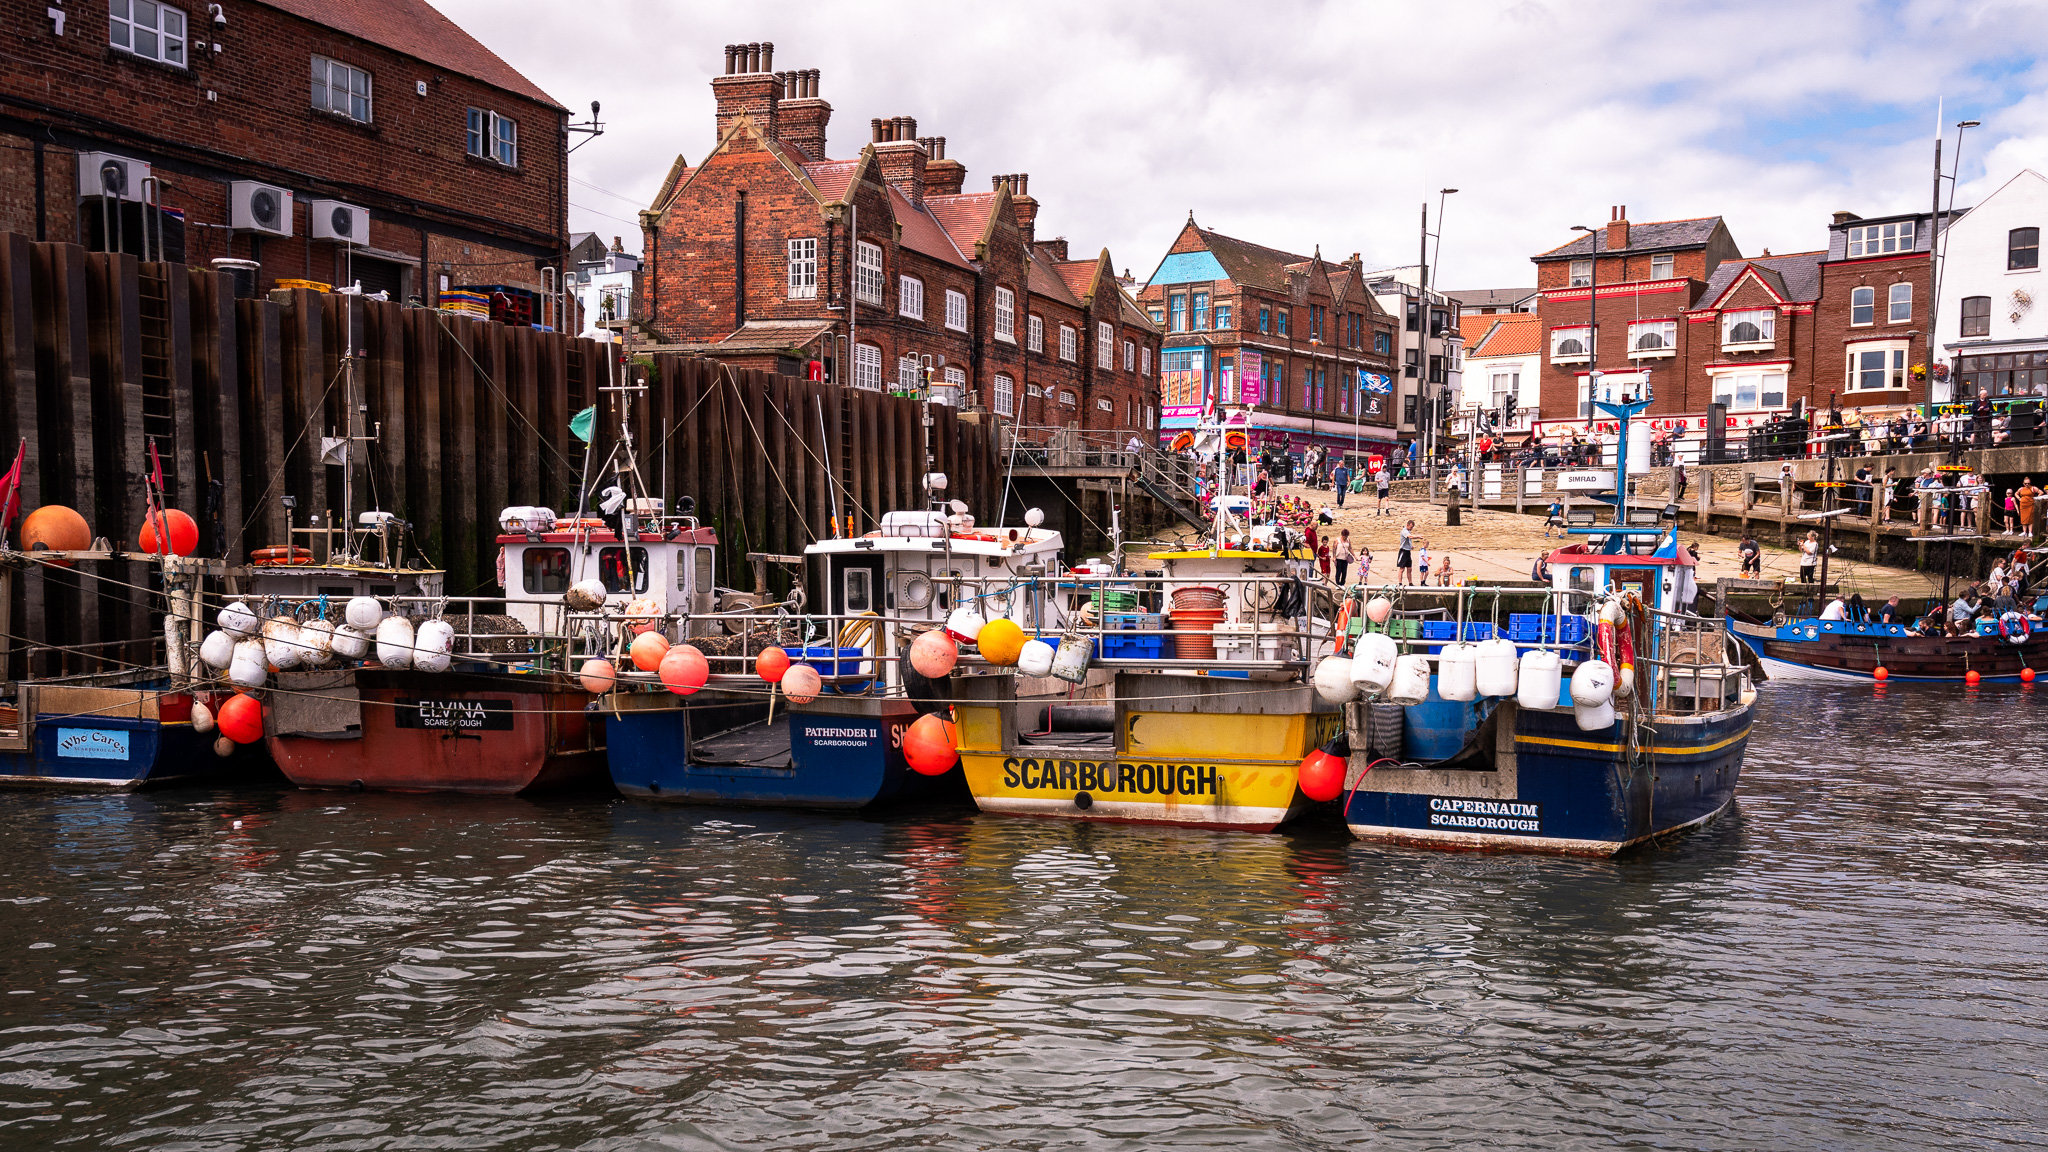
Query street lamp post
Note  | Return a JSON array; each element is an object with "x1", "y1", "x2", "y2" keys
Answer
[
  {"x1": 1418, "y1": 189, "x2": 1458, "y2": 478},
  {"x1": 1571, "y1": 224, "x2": 1600, "y2": 473},
  {"x1": 1928, "y1": 118, "x2": 1979, "y2": 403}
]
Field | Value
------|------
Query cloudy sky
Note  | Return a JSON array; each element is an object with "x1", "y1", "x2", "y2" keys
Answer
[{"x1": 436, "y1": 0, "x2": 2048, "y2": 289}]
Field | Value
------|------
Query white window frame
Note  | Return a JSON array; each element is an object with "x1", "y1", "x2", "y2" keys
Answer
[
  {"x1": 1141, "y1": 346, "x2": 1152, "y2": 376},
  {"x1": 786, "y1": 238, "x2": 817, "y2": 299},
  {"x1": 1097, "y1": 398, "x2": 1113, "y2": 412},
  {"x1": 1887, "y1": 282, "x2": 1912, "y2": 323},
  {"x1": 936, "y1": 365, "x2": 966, "y2": 407},
  {"x1": 1721, "y1": 309, "x2": 1775, "y2": 349},
  {"x1": 1847, "y1": 221, "x2": 1915, "y2": 258},
  {"x1": 854, "y1": 242, "x2": 884, "y2": 306},
  {"x1": 993, "y1": 373, "x2": 1015, "y2": 416},
  {"x1": 1845, "y1": 340, "x2": 1911, "y2": 392},
  {"x1": 1027, "y1": 384, "x2": 1043, "y2": 398},
  {"x1": 1708, "y1": 367, "x2": 1787, "y2": 411},
  {"x1": 1027, "y1": 314, "x2": 1044, "y2": 353},
  {"x1": 1490, "y1": 370, "x2": 1520, "y2": 409},
  {"x1": 312, "y1": 55, "x2": 372, "y2": 123},
  {"x1": 1096, "y1": 322, "x2": 1114, "y2": 369},
  {"x1": 110, "y1": 0, "x2": 187, "y2": 67},
  {"x1": 467, "y1": 108, "x2": 518, "y2": 166},
  {"x1": 1060, "y1": 390, "x2": 1078, "y2": 408},
  {"x1": 1849, "y1": 286, "x2": 1875, "y2": 327},
  {"x1": 1123, "y1": 340, "x2": 1135, "y2": 372},
  {"x1": 898, "y1": 355, "x2": 922, "y2": 392},
  {"x1": 1650, "y1": 253, "x2": 1674, "y2": 280},
  {"x1": 1059, "y1": 325, "x2": 1077, "y2": 363},
  {"x1": 1550, "y1": 325, "x2": 1591, "y2": 364},
  {"x1": 994, "y1": 287, "x2": 1015, "y2": 342},
  {"x1": 944, "y1": 289, "x2": 968, "y2": 332},
  {"x1": 898, "y1": 276, "x2": 924, "y2": 320},
  {"x1": 854, "y1": 343, "x2": 882, "y2": 391},
  {"x1": 1628, "y1": 319, "x2": 1677, "y2": 358},
  {"x1": 1568, "y1": 259, "x2": 1592, "y2": 288}
]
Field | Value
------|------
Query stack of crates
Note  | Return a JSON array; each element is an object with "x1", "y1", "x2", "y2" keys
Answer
[
  {"x1": 1418, "y1": 620, "x2": 1495, "y2": 655},
  {"x1": 1099, "y1": 612, "x2": 1166, "y2": 660},
  {"x1": 1507, "y1": 613, "x2": 1590, "y2": 656}
]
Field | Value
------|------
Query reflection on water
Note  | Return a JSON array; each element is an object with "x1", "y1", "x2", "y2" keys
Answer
[{"x1": 1, "y1": 686, "x2": 2045, "y2": 1150}]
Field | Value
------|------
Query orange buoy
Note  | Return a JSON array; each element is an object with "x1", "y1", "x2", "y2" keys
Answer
[
  {"x1": 216, "y1": 693, "x2": 264, "y2": 744},
  {"x1": 903, "y1": 712, "x2": 958, "y2": 775},
  {"x1": 1965, "y1": 669, "x2": 1981, "y2": 686},
  {"x1": 579, "y1": 658, "x2": 618, "y2": 694},
  {"x1": 782, "y1": 663, "x2": 822, "y2": 704},
  {"x1": 659, "y1": 645, "x2": 709, "y2": 695},
  {"x1": 629, "y1": 630, "x2": 670, "y2": 672},
  {"x1": 137, "y1": 508, "x2": 200, "y2": 556},
  {"x1": 757, "y1": 646, "x2": 792, "y2": 683},
  {"x1": 1297, "y1": 749, "x2": 1345, "y2": 802},
  {"x1": 1872, "y1": 666, "x2": 1888, "y2": 682},
  {"x1": 21, "y1": 505, "x2": 90, "y2": 564},
  {"x1": 2023, "y1": 668, "x2": 2037, "y2": 684},
  {"x1": 910, "y1": 630, "x2": 960, "y2": 678}
]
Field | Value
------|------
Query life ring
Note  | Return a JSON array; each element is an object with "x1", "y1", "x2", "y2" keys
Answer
[
  {"x1": 250, "y1": 546, "x2": 313, "y2": 565},
  {"x1": 1333, "y1": 598, "x2": 1354, "y2": 655},
  {"x1": 1999, "y1": 610, "x2": 2031, "y2": 645},
  {"x1": 951, "y1": 532, "x2": 997, "y2": 542}
]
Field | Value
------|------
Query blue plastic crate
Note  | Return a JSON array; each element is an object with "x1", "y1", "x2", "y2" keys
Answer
[
  {"x1": 1557, "y1": 617, "x2": 1590, "y2": 643},
  {"x1": 1104, "y1": 612, "x2": 1166, "y2": 632},
  {"x1": 1462, "y1": 622, "x2": 1495, "y2": 641},
  {"x1": 1099, "y1": 633, "x2": 1165, "y2": 660},
  {"x1": 1420, "y1": 621, "x2": 1459, "y2": 640}
]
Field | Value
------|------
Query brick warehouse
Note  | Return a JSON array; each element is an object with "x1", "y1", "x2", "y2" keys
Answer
[
  {"x1": 1137, "y1": 219, "x2": 1401, "y2": 454},
  {"x1": 1, "y1": 0, "x2": 569, "y2": 304},
  {"x1": 636, "y1": 43, "x2": 1161, "y2": 437}
]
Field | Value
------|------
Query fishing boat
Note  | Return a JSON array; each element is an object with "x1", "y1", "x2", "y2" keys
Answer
[
  {"x1": 605, "y1": 490, "x2": 1060, "y2": 810},
  {"x1": 1332, "y1": 394, "x2": 1758, "y2": 856}
]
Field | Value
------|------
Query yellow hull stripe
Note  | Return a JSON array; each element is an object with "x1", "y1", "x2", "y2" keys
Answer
[{"x1": 1516, "y1": 726, "x2": 1750, "y2": 757}]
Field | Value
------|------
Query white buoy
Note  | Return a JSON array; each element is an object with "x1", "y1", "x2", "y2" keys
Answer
[
  {"x1": 1570, "y1": 660, "x2": 1615, "y2": 707},
  {"x1": 1516, "y1": 650, "x2": 1563, "y2": 711},
  {"x1": 1313, "y1": 655, "x2": 1359, "y2": 704},
  {"x1": 228, "y1": 638, "x2": 267, "y2": 688},
  {"x1": 217, "y1": 600, "x2": 259, "y2": 638},
  {"x1": 564, "y1": 579, "x2": 608, "y2": 611},
  {"x1": 299, "y1": 618, "x2": 336, "y2": 666},
  {"x1": 344, "y1": 596, "x2": 385, "y2": 631},
  {"x1": 375, "y1": 616, "x2": 416, "y2": 669},
  {"x1": 1386, "y1": 653, "x2": 1432, "y2": 705},
  {"x1": 1574, "y1": 699, "x2": 1617, "y2": 731},
  {"x1": 1349, "y1": 632, "x2": 1399, "y2": 695},
  {"x1": 199, "y1": 630, "x2": 236, "y2": 671},
  {"x1": 329, "y1": 623, "x2": 369, "y2": 661},
  {"x1": 1474, "y1": 638, "x2": 1520, "y2": 697},
  {"x1": 191, "y1": 699, "x2": 216, "y2": 734},
  {"x1": 414, "y1": 620, "x2": 455, "y2": 673},
  {"x1": 1436, "y1": 643, "x2": 1478, "y2": 702},
  {"x1": 1017, "y1": 638, "x2": 1057, "y2": 678},
  {"x1": 1049, "y1": 635, "x2": 1092, "y2": 683},
  {"x1": 944, "y1": 605, "x2": 987, "y2": 643},
  {"x1": 261, "y1": 617, "x2": 303, "y2": 669}
]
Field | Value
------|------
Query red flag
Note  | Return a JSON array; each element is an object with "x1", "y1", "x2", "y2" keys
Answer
[{"x1": 0, "y1": 439, "x2": 22, "y2": 530}]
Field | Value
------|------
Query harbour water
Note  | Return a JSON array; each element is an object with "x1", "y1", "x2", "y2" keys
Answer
[{"x1": 1, "y1": 685, "x2": 2043, "y2": 1150}]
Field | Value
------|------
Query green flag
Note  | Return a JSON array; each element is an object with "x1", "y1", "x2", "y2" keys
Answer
[{"x1": 569, "y1": 406, "x2": 596, "y2": 443}]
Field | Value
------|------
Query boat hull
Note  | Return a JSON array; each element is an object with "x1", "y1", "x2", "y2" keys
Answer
[
  {"x1": 1344, "y1": 699, "x2": 1753, "y2": 856},
  {"x1": 0, "y1": 690, "x2": 235, "y2": 790},
  {"x1": 1733, "y1": 618, "x2": 2048, "y2": 683},
  {"x1": 265, "y1": 668, "x2": 606, "y2": 795},
  {"x1": 608, "y1": 694, "x2": 967, "y2": 810}
]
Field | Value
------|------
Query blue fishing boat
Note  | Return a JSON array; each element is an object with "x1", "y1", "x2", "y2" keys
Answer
[{"x1": 1333, "y1": 394, "x2": 1758, "y2": 855}]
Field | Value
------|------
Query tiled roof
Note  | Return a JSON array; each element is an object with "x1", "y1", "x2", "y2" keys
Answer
[
  {"x1": 1445, "y1": 287, "x2": 1538, "y2": 309},
  {"x1": 1055, "y1": 260, "x2": 1099, "y2": 301},
  {"x1": 1698, "y1": 250, "x2": 1826, "y2": 308},
  {"x1": 1535, "y1": 217, "x2": 1723, "y2": 260},
  {"x1": 253, "y1": 0, "x2": 561, "y2": 108},
  {"x1": 1194, "y1": 228, "x2": 1314, "y2": 291},
  {"x1": 888, "y1": 187, "x2": 973, "y2": 270},
  {"x1": 802, "y1": 160, "x2": 861, "y2": 202},
  {"x1": 1118, "y1": 289, "x2": 1157, "y2": 332},
  {"x1": 1468, "y1": 312, "x2": 1542, "y2": 358},
  {"x1": 926, "y1": 193, "x2": 998, "y2": 256},
  {"x1": 1029, "y1": 258, "x2": 1082, "y2": 307},
  {"x1": 717, "y1": 320, "x2": 834, "y2": 347}
]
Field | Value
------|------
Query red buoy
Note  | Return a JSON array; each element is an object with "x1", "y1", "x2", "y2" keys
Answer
[
  {"x1": 1297, "y1": 749, "x2": 1344, "y2": 802},
  {"x1": 1872, "y1": 666, "x2": 1888, "y2": 682},
  {"x1": 2023, "y1": 668, "x2": 2037, "y2": 684},
  {"x1": 1966, "y1": 669, "x2": 1982, "y2": 686},
  {"x1": 216, "y1": 693, "x2": 264, "y2": 744},
  {"x1": 903, "y1": 713, "x2": 958, "y2": 775},
  {"x1": 137, "y1": 509, "x2": 200, "y2": 556},
  {"x1": 757, "y1": 646, "x2": 791, "y2": 683},
  {"x1": 660, "y1": 645, "x2": 709, "y2": 695}
]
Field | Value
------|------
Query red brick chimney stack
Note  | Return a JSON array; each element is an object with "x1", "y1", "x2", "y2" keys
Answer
[
  {"x1": 775, "y1": 68, "x2": 830, "y2": 161},
  {"x1": 1606, "y1": 204, "x2": 1629, "y2": 251},
  {"x1": 872, "y1": 116, "x2": 928, "y2": 207},
  {"x1": 996, "y1": 173, "x2": 1037, "y2": 247},
  {"x1": 713, "y1": 42, "x2": 780, "y2": 142},
  {"x1": 923, "y1": 137, "x2": 966, "y2": 196}
]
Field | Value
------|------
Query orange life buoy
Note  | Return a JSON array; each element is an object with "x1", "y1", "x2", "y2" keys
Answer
[
  {"x1": 250, "y1": 546, "x2": 313, "y2": 565},
  {"x1": 1333, "y1": 597, "x2": 1355, "y2": 655},
  {"x1": 951, "y1": 532, "x2": 997, "y2": 542}
]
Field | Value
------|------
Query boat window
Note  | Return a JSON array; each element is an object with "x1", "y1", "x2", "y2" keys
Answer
[
  {"x1": 1570, "y1": 566, "x2": 1594, "y2": 593},
  {"x1": 523, "y1": 547, "x2": 571, "y2": 594},
  {"x1": 598, "y1": 547, "x2": 649, "y2": 594},
  {"x1": 844, "y1": 566, "x2": 873, "y2": 613},
  {"x1": 695, "y1": 548, "x2": 713, "y2": 595}
]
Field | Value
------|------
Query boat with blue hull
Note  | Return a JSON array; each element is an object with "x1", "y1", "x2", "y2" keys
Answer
[
  {"x1": 1334, "y1": 392, "x2": 1758, "y2": 856},
  {"x1": 1730, "y1": 615, "x2": 2048, "y2": 683},
  {"x1": 0, "y1": 683, "x2": 240, "y2": 789}
]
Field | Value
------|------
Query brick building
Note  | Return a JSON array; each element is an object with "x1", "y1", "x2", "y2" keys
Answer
[
  {"x1": 1818, "y1": 208, "x2": 1940, "y2": 411},
  {"x1": 0, "y1": 0, "x2": 570, "y2": 303},
  {"x1": 637, "y1": 44, "x2": 1159, "y2": 435},
  {"x1": 1137, "y1": 219, "x2": 1400, "y2": 454}
]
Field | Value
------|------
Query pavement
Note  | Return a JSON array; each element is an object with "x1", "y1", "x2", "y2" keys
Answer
[{"x1": 1254, "y1": 480, "x2": 1953, "y2": 600}]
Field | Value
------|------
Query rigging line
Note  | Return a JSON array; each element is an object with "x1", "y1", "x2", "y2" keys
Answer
[
  {"x1": 723, "y1": 367, "x2": 819, "y2": 544},
  {"x1": 1012, "y1": 452, "x2": 1113, "y2": 541},
  {"x1": 714, "y1": 374, "x2": 756, "y2": 559},
  {"x1": 762, "y1": 387, "x2": 878, "y2": 528},
  {"x1": 568, "y1": 176, "x2": 651, "y2": 205},
  {"x1": 228, "y1": 358, "x2": 350, "y2": 558},
  {"x1": 431, "y1": 312, "x2": 580, "y2": 477}
]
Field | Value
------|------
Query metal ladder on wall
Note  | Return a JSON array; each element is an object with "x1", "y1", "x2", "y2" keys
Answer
[{"x1": 138, "y1": 262, "x2": 177, "y2": 494}]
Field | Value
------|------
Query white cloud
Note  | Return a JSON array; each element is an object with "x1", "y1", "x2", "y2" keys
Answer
[{"x1": 435, "y1": 0, "x2": 2048, "y2": 285}]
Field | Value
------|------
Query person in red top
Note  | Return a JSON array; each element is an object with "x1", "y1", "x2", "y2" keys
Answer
[{"x1": 1316, "y1": 542, "x2": 1333, "y2": 580}]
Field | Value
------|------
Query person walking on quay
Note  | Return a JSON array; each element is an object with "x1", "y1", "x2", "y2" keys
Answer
[
  {"x1": 1673, "y1": 461, "x2": 1689, "y2": 503},
  {"x1": 1418, "y1": 541, "x2": 1432, "y2": 586},
  {"x1": 1739, "y1": 531, "x2": 1762, "y2": 577},
  {"x1": 1316, "y1": 540, "x2": 1333, "y2": 581},
  {"x1": 1332, "y1": 458, "x2": 1351, "y2": 509},
  {"x1": 2019, "y1": 477, "x2": 2042, "y2": 539},
  {"x1": 1333, "y1": 529, "x2": 1355, "y2": 586},
  {"x1": 1799, "y1": 530, "x2": 1821, "y2": 585},
  {"x1": 1396, "y1": 521, "x2": 1417, "y2": 584},
  {"x1": 1544, "y1": 498, "x2": 1565, "y2": 538},
  {"x1": 1375, "y1": 465, "x2": 1392, "y2": 515}
]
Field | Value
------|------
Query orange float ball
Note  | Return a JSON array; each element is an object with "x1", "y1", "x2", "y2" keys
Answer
[
  {"x1": 21, "y1": 505, "x2": 91, "y2": 565},
  {"x1": 629, "y1": 630, "x2": 670, "y2": 672},
  {"x1": 1297, "y1": 748, "x2": 1345, "y2": 802},
  {"x1": 1965, "y1": 669, "x2": 1982, "y2": 686},
  {"x1": 2023, "y1": 668, "x2": 2037, "y2": 684},
  {"x1": 910, "y1": 630, "x2": 960, "y2": 678},
  {"x1": 757, "y1": 646, "x2": 792, "y2": 683},
  {"x1": 137, "y1": 508, "x2": 200, "y2": 556},
  {"x1": 1871, "y1": 666, "x2": 1888, "y2": 682},
  {"x1": 660, "y1": 644, "x2": 709, "y2": 695},
  {"x1": 215, "y1": 693, "x2": 264, "y2": 744},
  {"x1": 579, "y1": 658, "x2": 618, "y2": 694},
  {"x1": 782, "y1": 663, "x2": 822, "y2": 704},
  {"x1": 903, "y1": 712, "x2": 958, "y2": 775}
]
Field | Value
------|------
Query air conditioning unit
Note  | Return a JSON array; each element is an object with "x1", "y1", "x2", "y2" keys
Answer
[
  {"x1": 309, "y1": 199, "x2": 368, "y2": 244},
  {"x1": 230, "y1": 180, "x2": 293, "y2": 237},
  {"x1": 77, "y1": 152, "x2": 150, "y2": 201}
]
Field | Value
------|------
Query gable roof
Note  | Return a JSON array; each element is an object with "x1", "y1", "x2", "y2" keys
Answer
[
  {"x1": 802, "y1": 160, "x2": 861, "y2": 202},
  {"x1": 926, "y1": 192, "x2": 1001, "y2": 257},
  {"x1": 253, "y1": 0, "x2": 562, "y2": 108},
  {"x1": 1055, "y1": 260, "x2": 1099, "y2": 301},
  {"x1": 1697, "y1": 251, "x2": 1825, "y2": 309},
  {"x1": 888, "y1": 187, "x2": 973, "y2": 270},
  {"x1": 1148, "y1": 226, "x2": 1314, "y2": 293},
  {"x1": 1467, "y1": 312, "x2": 1542, "y2": 358},
  {"x1": 1445, "y1": 287, "x2": 1538, "y2": 310},
  {"x1": 1535, "y1": 217, "x2": 1724, "y2": 261},
  {"x1": 1029, "y1": 256, "x2": 1083, "y2": 308}
]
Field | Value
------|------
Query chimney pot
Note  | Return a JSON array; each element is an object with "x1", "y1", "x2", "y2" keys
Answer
[
  {"x1": 761, "y1": 42, "x2": 773, "y2": 72},
  {"x1": 723, "y1": 45, "x2": 735, "y2": 74},
  {"x1": 747, "y1": 43, "x2": 760, "y2": 73}
]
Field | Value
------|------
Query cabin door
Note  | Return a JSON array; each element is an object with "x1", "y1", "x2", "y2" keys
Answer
[
  {"x1": 830, "y1": 556, "x2": 888, "y2": 617},
  {"x1": 1607, "y1": 566, "x2": 1657, "y2": 602}
]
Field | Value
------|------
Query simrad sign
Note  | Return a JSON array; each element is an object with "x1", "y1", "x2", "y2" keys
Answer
[{"x1": 1556, "y1": 471, "x2": 1615, "y2": 491}]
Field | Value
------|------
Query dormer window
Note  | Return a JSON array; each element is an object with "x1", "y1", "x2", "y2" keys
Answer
[
  {"x1": 1629, "y1": 320, "x2": 1676, "y2": 358},
  {"x1": 1650, "y1": 253, "x2": 1674, "y2": 280},
  {"x1": 1721, "y1": 309, "x2": 1774, "y2": 349},
  {"x1": 1551, "y1": 326, "x2": 1591, "y2": 364}
]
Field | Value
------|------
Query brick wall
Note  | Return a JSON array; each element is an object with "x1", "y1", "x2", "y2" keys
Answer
[{"x1": 1813, "y1": 252, "x2": 1931, "y2": 409}]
